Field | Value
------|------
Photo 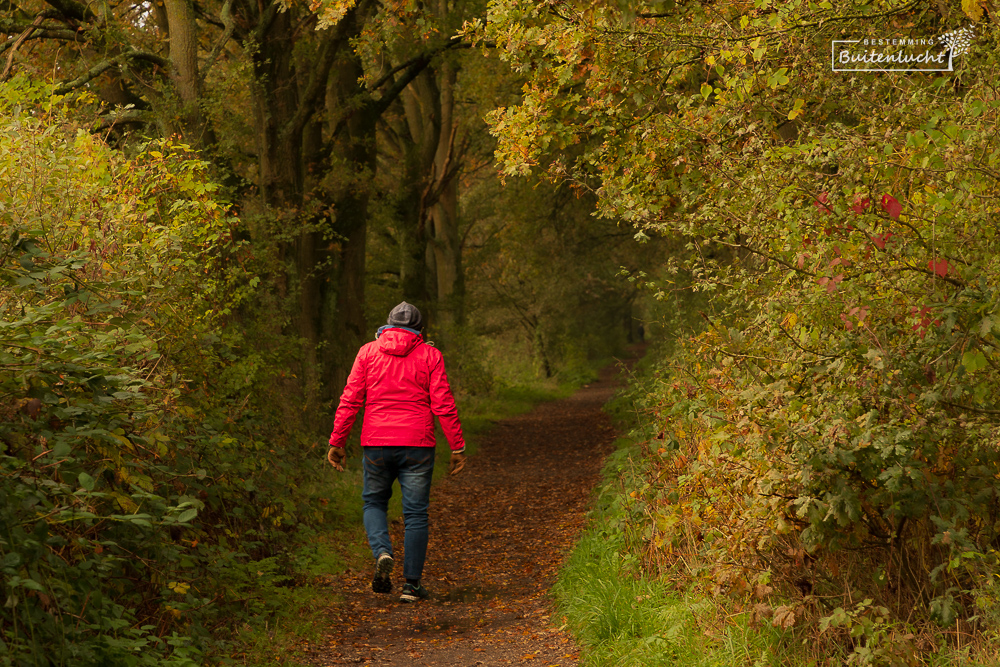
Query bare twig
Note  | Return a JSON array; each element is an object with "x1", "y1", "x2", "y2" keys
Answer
[{"x1": 0, "y1": 14, "x2": 44, "y2": 81}]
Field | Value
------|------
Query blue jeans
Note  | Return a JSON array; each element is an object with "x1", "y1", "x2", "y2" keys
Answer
[{"x1": 361, "y1": 446, "x2": 435, "y2": 581}]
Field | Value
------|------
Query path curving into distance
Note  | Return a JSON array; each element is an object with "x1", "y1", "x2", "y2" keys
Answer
[{"x1": 304, "y1": 355, "x2": 638, "y2": 666}]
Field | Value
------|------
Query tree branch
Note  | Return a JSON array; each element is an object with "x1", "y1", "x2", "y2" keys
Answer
[
  {"x1": 635, "y1": 0, "x2": 920, "y2": 41},
  {"x1": 280, "y1": 2, "x2": 362, "y2": 146},
  {"x1": 90, "y1": 108, "x2": 152, "y2": 132},
  {"x1": 200, "y1": 0, "x2": 234, "y2": 80},
  {"x1": 0, "y1": 14, "x2": 43, "y2": 81},
  {"x1": 941, "y1": 400, "x2": 1000, "y2": 415},
  {"x1": 0, "y1": 18, "x2": 83, "y2": 44},
  {"x1": 368, "y1": 39, "x2": 488, "y2": 91},
  {"x1": 249, "y1": 0, "x2": 281, "y2": 43},
  {"x1": 53, "y1": 52, "x2": 122, "y2": 93},
  {"x1": 52, "y1": 49, "x2": 168, "y2": 94},
  {"x1": 40, "y1": 0, "x2": 96, "y2": 22}
]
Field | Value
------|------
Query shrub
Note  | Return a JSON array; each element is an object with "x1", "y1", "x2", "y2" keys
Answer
[{"x1": 0, "y1": 80, "x2": 325, "y2": 665}]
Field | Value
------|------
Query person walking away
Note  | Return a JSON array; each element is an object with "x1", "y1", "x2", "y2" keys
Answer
[{"x1": 327, "y1": 302, "x2": 466, "y2": 602}]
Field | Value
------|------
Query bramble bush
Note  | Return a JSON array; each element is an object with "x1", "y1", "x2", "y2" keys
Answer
[
  {"x1": 0, "y1": 80, "x2": 333, "y2": 666},
  {"x1": 608, "y1": 62, "x2": 1000, "y2": 663},
  {"x1": 480, "y1": 0, "x2": 1000, "y2": 658}
]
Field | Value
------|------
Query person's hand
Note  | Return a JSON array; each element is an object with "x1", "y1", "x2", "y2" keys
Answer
[
  {"x1": 448, "y1": 450, "x2": 466, "y2": 476},
  {"x1": 328, "y1": 446, "x2": 346, "y2": 472}
]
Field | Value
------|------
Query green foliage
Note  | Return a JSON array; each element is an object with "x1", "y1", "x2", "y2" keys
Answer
[
  {"x1": 0, "y1": 80, "x2": 334, "y2": 666},
  {"x1": 462, "y1": 175, "x2": 658, "y2": 380},
  {"x1": 481, "y1": 0, "x2": 1000, "y2": 653}
]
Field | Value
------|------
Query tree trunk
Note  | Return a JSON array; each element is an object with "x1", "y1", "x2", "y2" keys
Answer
[
  {"x1": 426, "y1": 61, "x2": 463, "y2": 327},
  {"x1": 250, "y1": 10, "x2": 301, "y2": 209},
  {"x1": 396, "y1": 62, "x2": 465, "y2": 330},
  {"x1": 163, "y1": 0, "x2": 203, "y2": 138},
  {"x1": 322, "y1": 43, "x2": 377, "y2": 398}
]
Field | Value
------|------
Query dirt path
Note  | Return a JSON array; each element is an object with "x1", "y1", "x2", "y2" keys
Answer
[{"x1": 303, "y1": 359, "x2": 632, "y2": 666}]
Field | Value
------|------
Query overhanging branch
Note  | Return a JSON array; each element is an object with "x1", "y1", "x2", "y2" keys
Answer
[
  {"x1": 53, "y1": 50, "x2": 169, "y2": 94},
  {"x1": 0, "y1": 14, "x2": 43, "y2": 81},
  {"x1": 0, "y1": 17, "x2": 83, "y2": 44},
  {"x1": 368, "y1": 38, "x2": 491, "y2": 92},
  {"x1": 40, "y1": 0, "x2": 96, "y2": 22},
  {"x1": 91, "y1": 108, "x2": 152, "y2": 132}
]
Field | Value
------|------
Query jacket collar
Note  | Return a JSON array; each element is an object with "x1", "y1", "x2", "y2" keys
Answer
[{"x1": 376, "y1": 325, "x2": 422, "y2": 338}]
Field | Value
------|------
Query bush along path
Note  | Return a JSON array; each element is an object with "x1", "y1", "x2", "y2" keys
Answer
[{"x1": 302, "y1": 363, "x2": 630, "y2": 666}]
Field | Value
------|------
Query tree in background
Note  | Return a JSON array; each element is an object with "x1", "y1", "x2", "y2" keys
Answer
[
  {"x1": 0, "y1": 0, "x2": 489, "y2": 404},
  {"x1": 463, "y1": 175, "x2": 653, "y2": 379}
]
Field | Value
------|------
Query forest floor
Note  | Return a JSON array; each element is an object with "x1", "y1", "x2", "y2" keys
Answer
[{"x1": 300, "y1": 355, "x2": 636, "y2": 667}]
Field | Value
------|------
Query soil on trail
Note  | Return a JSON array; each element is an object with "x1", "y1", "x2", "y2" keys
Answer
[{"x1": 304, "y1": 359, "x2": 632, "y2": 667}]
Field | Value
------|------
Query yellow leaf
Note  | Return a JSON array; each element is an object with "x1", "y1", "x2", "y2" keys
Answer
[
  {"x1": 962, "y1": 0, "x2": 984, "y2": 21},
  {"x1": 315, "y1": 0, "x2": 357, "y2": 28},
  {"x1": 111, "y1": 492, "x2": 139, "y2": 513},
  {"x1": 788, "y1": 98, "x2": 805, "y2": 120}
]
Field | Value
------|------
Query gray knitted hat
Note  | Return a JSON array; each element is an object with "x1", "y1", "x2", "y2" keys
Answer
[{"x1": 387, "y1": 301, "x2": 423, "y2": 331}]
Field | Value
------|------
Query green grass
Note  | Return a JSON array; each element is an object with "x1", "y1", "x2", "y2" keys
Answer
[
  {"x1": 554, "y1": 533, "x2": 796, "y2": 667},
  {"x1": 552, "y1": 440, "x2": 796, "y2": 667}
]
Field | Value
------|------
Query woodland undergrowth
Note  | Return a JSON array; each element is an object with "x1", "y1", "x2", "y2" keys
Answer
[
  {"x1": 558, "y1": 331, "x2": 1000, "y2": 666},
  {"x1": 0, "y1": 80, "x2": 349, "y2": 666}
]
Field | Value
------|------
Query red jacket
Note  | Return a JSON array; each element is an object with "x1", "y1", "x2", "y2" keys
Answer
[{"x1": 328, "y1": 328, "x2": 465, "y2": 451}]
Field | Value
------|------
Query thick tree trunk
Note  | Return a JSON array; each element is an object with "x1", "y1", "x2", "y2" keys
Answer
[
  {"x1": 251, "y1": 10, "x2": 301, "y2": 208},
  {"x1": 322, "y1": 44, "x2": 377, "y2": 398},
  {"x1": 163, "y1": 0, "x2": 204, "y2": 138},
  {"x1": 395, "y1": 63, "x2": 464, "y2": 329},
  {"x1": 426, "y1": 62, "x2": 464, "y2": 327},
  {"x1": 398, "y1": 71, "x2": 440, "y2": 305}
]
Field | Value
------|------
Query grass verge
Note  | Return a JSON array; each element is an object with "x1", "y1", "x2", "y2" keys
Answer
[
  {"x1": 553, "y1": 439, "x2": 796, "y2": 667},
  {"x1": 556, "y1": 434, "x2": 1000, "y2": 666}
]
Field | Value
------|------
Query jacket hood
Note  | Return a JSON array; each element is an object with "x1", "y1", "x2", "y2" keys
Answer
[{"x1": 376, "y1": 328, "x2": 423, "y2": 357}]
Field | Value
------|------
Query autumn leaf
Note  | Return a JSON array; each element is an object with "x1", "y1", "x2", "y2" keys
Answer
[
  {"x1": 788, "y1": 98, "x2": 805, "y2": 120},
  {"x1": 871, "y1": 232, "x2": 893, "y2": 249},
  {"x1": 962, "y1": 0, "x2": 984, "y2": 22},
  {"x1": 813, "y1": 192, "x2": 832, "y2": 214},
  {"x1": 772, "y1": 605, "x2": 797, "y2": 629},
  {"x1": 927, "y1": 258, "x2": 950, "y2": 277},
  {"x1": 880, "y1": 194, "x2": 902, "y2": 220}
]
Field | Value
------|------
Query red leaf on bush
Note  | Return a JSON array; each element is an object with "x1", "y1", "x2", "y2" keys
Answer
[
  {"x1": 851, "y1": 197, "x2": 870, "y2": 214},
  {"x1": 927, "y1": 258, "x2": 950, "y2": 277},
  {"x1": 814, "y1": 191, "x2": 832, "y2": 214},
  {"x1": 817, "y1": 274, "x2": 843, "y2": 293},
  {"x1": 880, "y1": 194, "x2": 902, "y2": 220},
  {"x1": 910, "y1": 305, "x2": 941, "y2": 338},
  {"x1": 871, "y1": 231, "x2": 893, "y2": 250}
]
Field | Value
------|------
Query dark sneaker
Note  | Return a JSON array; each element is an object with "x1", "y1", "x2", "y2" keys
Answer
[
  {"x1": 372, "y1": 553, "x2": 394, "y2": 594},
  {"x1": 399, "y1": 582, "x2": 429, "y2": 603}
]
